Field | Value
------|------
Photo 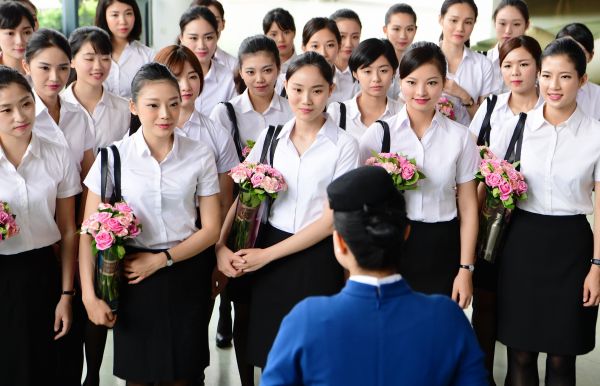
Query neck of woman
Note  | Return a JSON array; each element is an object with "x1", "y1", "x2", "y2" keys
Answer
[
  {"x1": 281, "y1": 50, "x2": 293, "y2": 64},
  {"x1": 294, "y1": 114, "x2": 325, "y2": 139},
  {"x1": 142, "y1": 128, "x2": 174, "y2": 162},
  {"x1": 0, "y1": 132, "x2": 31, "y2": 168},
  {"x1": 249, "y1": 89, "x2": 274, "y2": 114},
  {"x1": 38, "y1": 93, "x2": 61, "y2": 123},
  {"x1": 441, "y1": 40, "x2": 464, "y2": 61},
  {"x1": 201, "y1": 60, "x2": 212, "y2": 79},
  {"x1": 357, "y1": 92, "x2": 387, "y2": 118},
  {"x1": 406, "y1": 106, "x2": 435, "y2": 138},
  {"x1": 72, "y1": 81, "x2": 103, "y2": 115},
  {"x1": 112, "y1": 37, "x2": 128, "y2": 57},
  {"x1": 178, "y1": 104, "x2": 194, "y2": 128},
  {"x1": 543, "y1": 103, "x2": 577, "y2": 127},
  {"x1": 508, "y1": 87, "x2": 539, "y2": 114},
  {"x1": 335, "y1": 58, "x2": 349, "y2": 72},
  {"x1": 2, "y1": 55, "x2": 25, "y2": 74}
]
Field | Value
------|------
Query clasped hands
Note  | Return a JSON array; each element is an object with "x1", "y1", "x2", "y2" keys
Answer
[{"x1": 216, "y1": 245, "x2": 272, "y2": 278}]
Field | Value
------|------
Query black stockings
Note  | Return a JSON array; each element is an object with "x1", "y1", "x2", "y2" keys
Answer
[{"x1": 506, "y1": 348, "x2": 575, "y2": 386}]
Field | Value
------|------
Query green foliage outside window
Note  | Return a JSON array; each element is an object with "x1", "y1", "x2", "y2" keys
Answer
[{"x1": 37, "y1": 0, "x2": 98, "y2": 32}]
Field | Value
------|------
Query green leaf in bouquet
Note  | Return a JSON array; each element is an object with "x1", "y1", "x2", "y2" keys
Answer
[
  {"x1": 116, "y1": 245, "x2": 126, "y2": 259},
  {"x1": 91, "y1": 243, "x2": 99, "y2": 257}
]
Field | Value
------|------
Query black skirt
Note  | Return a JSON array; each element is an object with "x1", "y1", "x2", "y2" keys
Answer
[
  {"x1": 247, "y1": 223, "x2": 345, "y2": 367},
  {"x1": 399, "y1": 218, "x2": 461, "y2": 296},
  {"x1": 498, "y1": 209, "x2": 598, "y2": 355},
  {"x1": 0, "y1": 246, "x2": 60, "y2": 386},
  {"x1": 113, "y1": 246, "x2": 214, "y2": 382}
]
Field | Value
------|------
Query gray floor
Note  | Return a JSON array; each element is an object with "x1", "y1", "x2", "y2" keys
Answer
[{"x1": 91, "y1": 299, "x2": 599, "y2": 386}]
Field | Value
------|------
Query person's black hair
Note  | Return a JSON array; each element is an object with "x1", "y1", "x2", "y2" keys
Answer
[
  {"x1": 95, "y1": 0, "x2": 142, "y2": 42},
  {"x1": 286, "y1": 51, "x2": 334, "y2": 85},
  {"x1": 130, "y1": 62, "x2": 181, "y2": 103},
  {"x1": 499, "y1": 35, "x2": 542, "y2": 70},
  {"x1": 440, "y1": 0, "x2": 478, "y2": 47},
  {"x1": 556, "y1": 23, "x2": 595, "y2": 56},
  {"x1": 69, "y1": 26, "x2": 112, "y2": 57},
  {"x1": 235, "y1": 35, "x2": 280, "y2": 94},
  {"x1": 384, "y1": 3, "x2": 417, "y2": 26},
  {"x1": 349, "y1": 38, "x2": 399, "y2": 75},
  {"x1": 302, "y1": 17, "x2": 342, "y2": 47},
  {"x1": 190, "y1": 0, "x2": 224, "y2": 19},
  {"x1": 0, "y1": 1, "x2": 34, "y2": 30},
  {"x1": 399, "y1": 41, "x2": 447, "y2": 80},
  {"x1": 330, "y1": 9, "x2": 362, "y2": 29},
  {"x1": 493, "y1": 0, "x2": 529, "y2": 23},
  {"x1": 25, "y1": 28, "x2": 72, "y2": 63},
  {"x1": 541, "y1": 37, "x2": 587, "y2": 78},
  {"x1": 333, "y1": 194, "x2": 408, "y2": 271},
  {"x1": 179, "y1": 5, "x2": 219, "y2": 36},
  {"x1": 262, "y1": 8, "x2": 296, "y2": 34},
  {"x1": 0, "y1": 65, "x2": 34, "y2": 98}
]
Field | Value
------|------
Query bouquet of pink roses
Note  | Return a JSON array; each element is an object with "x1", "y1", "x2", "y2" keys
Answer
[
  {"x1": 241, "y1": 140, "x2": 255, "y2": 159},
  {"x1": 365, "y1": 152, "x2": 426, "y2": 191},
  {"x1": 436, "y1": 96, "x2": 456, "y2": 121},
  {"x1": 81, "y1": 201, "x2": 142, "y2": 311},
  {"x1": 0, "y1": 201, "x2": 19, "y2": 241},
  {"x1": 228, "y1": 161, "x2": 287, "y2": 251},
  {"x1": 475, "y1": 146, "x2": 528, "y2": 263}
]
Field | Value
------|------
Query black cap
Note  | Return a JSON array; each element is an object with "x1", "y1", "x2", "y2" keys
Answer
[{"x1": 327, "y1": 166, "x2": 400, "y2": 212}]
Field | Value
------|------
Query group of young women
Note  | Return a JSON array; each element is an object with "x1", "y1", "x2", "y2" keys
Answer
[{"x1": 0, "y1": 0, "x2": 599, "y2": 385}]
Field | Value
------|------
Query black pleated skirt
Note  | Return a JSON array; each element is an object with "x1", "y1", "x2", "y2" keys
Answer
[
  {"x1": 399, "y1": 218, "x2": 461, "y2": 296},
  {"x1": 247, "y1": 223, "x2": 345, "y2": 368},
  {"x1": 498, "y1": 209, "x2": 598, "y2": 355},
  {"x1": 0, "y1": 246, "x2": 60, "y2": 386},
  {"x1": 113, "y1": 246, "x2": 214, "y2": 382}
]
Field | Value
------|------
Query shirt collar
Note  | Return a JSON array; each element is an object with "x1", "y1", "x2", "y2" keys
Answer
[
  {"x1": 336, "y1": 65, "x2": 352, "y2": 76},
  {"x1": 205, "y1": 59, "x2": 220, "y2": 82},
  {"x1": 529, "y1": 103, "x2": 585, "y2": 133},
  {"x1": 349, "y1": 274, "x2": 403, "y2": 287},
  {"x1": 277, "y1": 114, "x2": 340, "y2": 144},
  {"x1": 0, "y1": 131, "x2": 41, "y2": 162},
  {"x1": 133, "y1": 128, "x2": 181, "y2": 161},
  {"x1": 240, "y1": 89, "x2": 284, "y2": 114},
  {"x1": 62, "y1": 83, "x2": 112, "y2": 109},
  {"x1": 346, "y1": 93, "x2": 400, "y2": 120},
  {"x1": 396, "y1": 105, "x2": 446, "y2": 131}
]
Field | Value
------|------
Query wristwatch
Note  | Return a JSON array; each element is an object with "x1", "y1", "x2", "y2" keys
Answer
[
  {"x1": 164, "y1": 250, "x2": 174, "y2": 267},
  {"x1": 462, "y1": 97, "x2": 475, "y2": 107},
  {"x1": 459, "y1": 264, "x2": 475, "y2": 272}
]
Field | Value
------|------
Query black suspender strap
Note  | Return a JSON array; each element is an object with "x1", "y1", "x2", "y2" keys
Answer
[
  {"x1": 222, "y1": 102, "x2": 244, "y2": 161},
  {"x1": 503, "y1": 112, "x2": 527, "y2": 170},
  {"x1": 109, "y1": 145, "x2": 122, "y2": 202},
  {"x1": 260, "y1": 125, "x2": 284, "y2": 165},
  {"x1": 100, "y1": 145, "x2": 122, "y2": 204},
  {"x1": 100, "y1": 148, "x2": 108, "y2": 203},
  {"x1": 377, "y1": 120, "x2": 391, "y2": 153},
  {"x1": 477, "y1": 94, "x2": 498, "y2": 146},
  {"x1": 280, "y1": 87, "x2": 287, "y2": 99},
  {"x1": 338, "y1": 102, "x2": 347, "y2": 130}
]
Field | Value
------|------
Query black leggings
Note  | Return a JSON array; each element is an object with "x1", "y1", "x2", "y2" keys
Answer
[{"x1": 505, "y1": 348, "x2": 575, "y2": 386}]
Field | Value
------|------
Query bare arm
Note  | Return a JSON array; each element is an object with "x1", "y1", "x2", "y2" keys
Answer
[
  {"x1": 583, "y1": 182, "x2": 600, "y2": 307},
  {"x1": 54, "y1": 196, "x2": 77, "y2": 339},
  {"x1": 218, "y1": 173, "x2": 234, "y2": 223}
]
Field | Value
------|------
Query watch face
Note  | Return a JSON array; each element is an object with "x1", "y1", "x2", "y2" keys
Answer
[{"x1": 167, "y1": 259, "x2": 173, "y2": 267}]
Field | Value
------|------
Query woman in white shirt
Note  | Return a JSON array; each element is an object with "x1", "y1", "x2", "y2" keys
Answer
[
  {"x1": 438, "y1": 0, "x2": 494, "y2": 126},
  {"x1": 179, "y1": 6, "x2": 236, "y2": 116},
  {"x1": 331, "y1": 9, "x2": 362, "y2": 103},
  {"x1": 486, "y1": 0, "x2": 530, "y2": 95},
  {"x1": 216, "y1": 52, "x2": 359, "y2": 368},
  {"x1": 95, "y1": 0, "x2": 154, "y2": 99},
  {"x1": 263, "y1": 8, "x2": 297, "y2": 76},
  {"x1": 497, "y1": 38, "x2": 600, "y2": 386},
  {"x1": 359, "y1": 42, "x2": 479, "y2": 308},
  {"x1": 468, "y1": 35, "x2": 542, "y2": 383},
  {"x1": 327, "y1": 38, "x2": 402, "y2": 140},
  {"x1": 0, "y1": 67, "x2": 80, "y2": 386},
  {"x1": 556, "y1": 22, "x2": 600, "y2": 121},
  {"x1": 0, "y1": 1, "x2": 34, "y2": 74},
  {"x1": 80, "y1": 63, "x2": 221, "y2": 385}
]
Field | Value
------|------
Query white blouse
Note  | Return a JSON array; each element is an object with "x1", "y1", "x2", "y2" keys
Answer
[
  {"x1": 214, "y1": 46, "x2": 237, "y2": 73},
  {"x1": 245, "y1": 115, "x2": 359, "y2": 234},
  {"x1": 177, "y1": 109, "x2": 239, "y2": 173},
  {"x1": 577, "y1": 81, "x2": 600, "y2": 121},
  {"x1": 280, "y1": 52, "x2": 297, "y2": 75},
  {"x1": 327, "y1": 93, "x2": 403, "y2": 140},
  {"x1": 387, "y1": 68, "x2": 401, "y2": 101},
  {"x1": 0, "y1": 133, "x2": 81, "y2": 255},
  {"x1": 61, "y1": 84, "x2": 130, "y2": 152},
  {"x1": 33, "y1": 92, "x2": 94, "y2": 173},
  {"x1": 104, "y1": 40, "x2": 154, "y2": 99},
  {"x1": 469, "y1": 91, "x2": 544, "y2": 157},
  {"x1": 486, "y1": 45, "x2": 508, "y2": 96},
  {"x1": 359, "y1": 106, "x2": 479, "y2": 223},
  {"x1": 329, "y1": 66, "x2": 361, "y2": 103},
  {"x1": 513, "y1": 105, "x2": 600, "y2": 215},
  {"x1": 194, "y1": 59, "x2": 237, "y2": 116},
  {"x1": 444, "y1": 48, "x2": 494, "y2": 126},
  {"x1": 84, "y1": 129, "x2": 220, "y2": 250},
  {"x1": 209, "y1": 88, "x2": 293, "y2": 147}
]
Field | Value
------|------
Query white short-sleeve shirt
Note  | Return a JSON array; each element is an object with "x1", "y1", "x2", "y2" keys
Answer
[
  {"x1": 275, "y1": 53, "x2": 298, "y2": 95},
  {"x1": 327, "y1": 93, "x2": 403, "y2": 140},
  {"x1": 513, "y1": 105, "x2": 600, "y2": 215},
  {"x1": 245, "y1": 115, "x2": 359, "y2": 234},
  {"x1": 214, "y1": 46, "x2": 237, "y2": 73},
  {"x1": 104, "y1": 40, "x2": 154, "y2": 99},
  {"x1": 577, "y1": 81, "x2": 600, "y2": 121},
  {"x1": 61, "y1": 84, "x2": 130, "y2": 152},
  {"x1": 329, "y1": 66, "x2": 361, "y2": 103},
  {"x1": 486, "y1": 45, "x2": 509, "y2": 96},
  {"x1": 209, "y1": 89, "x2": 293, "y2": 148},
  {"x1": 387, "y1": 68, "x2": 401, "y2": 101},
  {"x1": 177, "y1": 109, "x2": 239, "y2": 173},
  {"x1": 194, "y1": 60, "x2": 237, "y2": 116},
  {"x1": 359, "y1": 106, "x2": 479, "y2": 222},
  {"x1": 469, "y1": 92, "x2": 544, "y2": 157},
  {"x1": 0, "y1": 133, "x2": 81, "y2": 255},
  {"x1": 280, "y1": 52, "x2": 297, "y2": 75},
  {"x1": 84, "y1": 129, "x2": 220, "y2": 250},
  {"x1": 444, "y1": 48, "x2": 494, "y2": 126},
  {"x1": 33, "y1": 92, "x2": 94, "y2": 173}
]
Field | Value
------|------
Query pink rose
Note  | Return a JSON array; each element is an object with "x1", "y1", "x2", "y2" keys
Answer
[
  {"x1": 251, "y1": 173, "x2": 265, "y2": 188},
  {"x1": 380, "y1": 162, "x2": 399, "y2": 175},
  {"x1": 254, "y1": 164, "x2": 267, "y2": 174},
  {"x1": 365, "y1": 157, "x2": 377, "y2": 166},
  {"x1": 116, "y1": 214, "x2": 132, "y2": 227},
  {"x1": 516, "y1": 180, "x2": 528, "y2": 195},
  {"x1": 401, "y1": 164, "x2": 416, "y2": 180},
  {"x1": 261, "y1": 176, "x2": 281, "y2": 194},
  {"x1": 94, "y1": 230, "x2": 114, "y2": 251},
  {"x1": 498, "y1": 181, "x2": 513, "y2": 197},
  {"x1": 485, "y1": 173, "x2": 503, "y2": 188},
  {"x1": 81, "y1": 219, "x2": 100, "y2": 235},
  {"x1": 0, "y1": 211, "x2": 10, "y2": 224},
  {"x1": 230, "y1": 169, "x2": 248, "y2": 184},
  {"x1": 128, "y1": 223, "x2": 141, "y2": 238},
  {"x1": 114, "y1": 202, "x2": 132, "y2": 213},
  {"x1": 97, "y1": 202, "x2": 112, "y2": 210},
  {"x1": 105, "y1": 218, "x2": 125, "y2": 234},
  {"x1": 95, "y1": 212, "x2": 112, "y2": 224}
]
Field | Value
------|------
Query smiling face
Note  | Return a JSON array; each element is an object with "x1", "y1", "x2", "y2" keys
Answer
[
  {"x1": 0, "y1": 82, "x2": 35, "y2": 141},
  {"x1": 24, "y1": 46, "x2": 70, "y2": 100},
  {"x1": 539, "y1": 54, "x2": 585, "y2": 113},
  {"x1": 501, "y1": 46, "x2": 538, "y2": 94},
  {"x1": 174, "y1": 60, "x2": 202, "y2": 110},
  {"x1": 302, "y1": 29, "x2": 339, "y2": 66},
  {"x1": 266, "y1": 22, "x2": 295, "y2": 60},
  {"x1": 285, "y1": 65, "x2": 332, "y2": 124},
  {"x1": 494, "y1": 6, "x2": 528, "y2": 44},
  {"x1": 401, "y1": 62, "x2": 444, "y2": 114},
  {"x1": 440, "y1": 3, "x2": 476, "y2": 46},
  {"x1": 383, "y1": 13, "x2": 417, "y2": 57},
  {"x1": 353, "y1": 55, "x2": 394, "y2": 98},
  {"x1": 105, "y1": 1, "x2": 135, "y2": 41},
  {"x1": 336, "y1": 19, "x2": 361, "y2": 64},
  {"x1": 179, "y1": 18, "x2": 218, "y2": 67},
  {"x1": 71, "y1": 41, "x2": 112, "y2": 87},
  {"x1": 130, "y1": 80, "x2": 181, "y2": 140},
  {"x1": 0, "y1": 17, "x2": 34, "y2": 63},
  {"x1": 240, "y1": 51, "x2": 278, "y2": 99}
]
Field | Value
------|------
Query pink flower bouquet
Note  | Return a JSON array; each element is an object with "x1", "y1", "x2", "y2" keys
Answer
[
  {"x1": 81, "y1": 201, "x2": 142, "y2": 311},
  {"x1": 0, "y1": 201, "x2": 19, "y2": 241},
  {"x1": 436, "y1": 96, "x2": 456, "y2": 120},
  {"x1": 228, "y1": 161, "x2": 287, "y2": 251},
  {"x1": 475, "y1": 146, "x2": 528, "y2": 263},
  {"x1": 241, "y1": 140, "x2": 255, "y2": 159},
  {"x1": 365, "y1": 152, "x2": 426, "y2": 191}
]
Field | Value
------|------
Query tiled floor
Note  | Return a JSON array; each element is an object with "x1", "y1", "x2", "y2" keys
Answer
[{"x1": 91, "y1": 299, "x2": 599, "y2": 386}]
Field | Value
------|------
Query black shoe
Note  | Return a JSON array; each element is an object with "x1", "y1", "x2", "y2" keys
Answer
[{"x1": 216, "y1": 332, "x2": 232, "y2": 348}]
